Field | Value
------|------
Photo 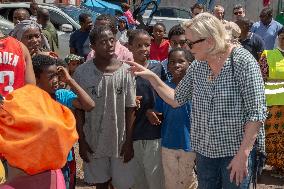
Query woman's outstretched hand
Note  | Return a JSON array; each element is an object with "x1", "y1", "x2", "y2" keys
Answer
[{"x1": 126, "y1": 61, "x2": 155, "y2": 80}]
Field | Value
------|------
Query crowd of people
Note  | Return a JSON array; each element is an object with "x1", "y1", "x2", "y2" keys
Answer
[{"x1": 0, "y1": 1, "x2": 283, "y2": 189}]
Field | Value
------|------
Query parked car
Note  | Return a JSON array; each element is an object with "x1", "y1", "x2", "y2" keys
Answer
[
  {"x1": 0, "y1": 15, "x2": 14, "y2": 35},
  {"x1": 142, "y1": 6, "x2": 191, "y2": 34},
  {"x1": 0, "y1": 2, "x2": 98, "y2": 58}
]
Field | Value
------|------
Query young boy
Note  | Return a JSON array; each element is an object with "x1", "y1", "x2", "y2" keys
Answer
[
  {"x1": 73, "y1": 25, "x2": 137, "y2": 189},
  {"x1": 65, "y1": 54, "x2": 84, "y2": 76},
  {"x1": 128, "y1": 29, "x2": 166, "y2": 189},
  {"x1": 161, "y1": 24, "x2": 188, "y2": 80},
  {"x1": 155, "y1": 48, "x2": 197, "y2": 189},
  {"x1": 32, "y1": 53, "x2": 95, "y2": 189}
]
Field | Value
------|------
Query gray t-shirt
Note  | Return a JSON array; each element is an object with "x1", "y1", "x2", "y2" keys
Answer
[{"x1": 73, "y1": 60, "x2": 136, "y2": 158}]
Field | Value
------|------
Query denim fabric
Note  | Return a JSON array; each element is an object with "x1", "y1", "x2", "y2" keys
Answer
[
  {"x1": 240, "y1": 147, "x2": 257, "y2": 189},
  {"x1": 196, "y1": 152, "x2": 253, "y2": 189}
]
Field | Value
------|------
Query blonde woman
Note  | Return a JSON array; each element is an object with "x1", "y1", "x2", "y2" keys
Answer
[{"x1": 127, "y1": 13, "x2": 266, "y2": 189}]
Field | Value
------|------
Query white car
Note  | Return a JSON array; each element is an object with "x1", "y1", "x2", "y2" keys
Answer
[
  {"x1": 0, "y1": 3, "x2": 98, "y2": 58},
  {"x1": 143, "y1": 6, "x2": 191, "y2": 35},
  {"x1": 0, "y1": 15, "x2": 14, "y2": 35}
]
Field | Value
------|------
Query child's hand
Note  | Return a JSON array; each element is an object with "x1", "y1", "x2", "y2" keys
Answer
[
  {"x1": 79, "y1": 138, "x2": 93, "y2": 163},
  {"x1": 135, "y1": 96, "x2": 142, "y2": 110},
  {"x1": 120, "y1": 141, "x2": 134, "y2": 163},
  {"x1": 57, "y1": 66, "x2": 72, "y2": 84},
  {"x1": 146, "y1": 109, "x2": 162, "y2": 126}
]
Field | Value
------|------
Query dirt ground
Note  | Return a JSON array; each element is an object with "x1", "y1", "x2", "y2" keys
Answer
[{"x1": 74, "y1": 144, "x2": 284, "y2": 189}]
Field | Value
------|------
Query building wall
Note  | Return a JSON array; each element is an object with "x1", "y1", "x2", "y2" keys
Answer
[{"x1": 160, "y1": 0, "x2": 281, "y2": 22}]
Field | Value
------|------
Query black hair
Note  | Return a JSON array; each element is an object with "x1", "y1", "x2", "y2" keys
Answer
[
  {"x1": 168, "y1": 48, "x2": 195, "y2": 63},
  {"x1": 56, "y1": 58, "x2": 68, "y2": 68},
  {"x1": 168, "y1": 24, "x2": 185, "y2": 39},
  {"x1": 79, "y1": 13, "x2": 92, "y2": 24},
  {"x1": 37, "y1": 8, "x2": 49, "y2": 17},
  {"x1": 233, "y1": 4, "x2": 244, "y2": 12},
  {"x1": 32, "y1": 54, "x2": 58, "y2": 78},
  {"x1": 14, "y1": 8, "x2": 30, "y2": 17},
  {"x1": 95, "y1": 14, "x2": 117, "y2": 34},
  {"x1": 235, "y1": 17, "x2": 253, "y2": 29},
  {"x1": 278, "y1": 27, "x2": 284, "y2": 36},
  {"x1": 128, "y1": 29, "x2": 150, "y2": 45},
  {"x1": 89, "y1": 25, "x2": 113, "y2": 45},
  {"x1": 153, "y1": 22, "x2": 166, "y2": 31},
  {"x1": 191, "y1": 3, "x2": 204, "y2": 12},
  {"x1": 260, "y1": 7, "x2": 273, "y2": 17}
]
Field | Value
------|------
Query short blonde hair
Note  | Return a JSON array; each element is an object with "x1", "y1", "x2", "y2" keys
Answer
[{"x1": 183, "y1": 12, "x2": 229, "y2": 54}]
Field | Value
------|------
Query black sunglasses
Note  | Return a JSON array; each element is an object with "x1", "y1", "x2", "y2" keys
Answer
[
  {"x1": 186, "y1": 38, "x2": 206, "y2": 49},
  {"x1": 234, "y1": 11, "x2": 243, "y2": 15}
]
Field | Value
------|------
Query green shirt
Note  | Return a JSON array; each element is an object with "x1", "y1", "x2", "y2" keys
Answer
[{"x1": 42, "y1": 21, "x2": 59, "y2": 53}]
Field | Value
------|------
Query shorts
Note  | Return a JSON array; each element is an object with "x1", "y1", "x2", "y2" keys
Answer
[
  {"x1": 83, "y1": 156, "x2": 135, "y2": 189},
  {"x1": 162, "y1": 147, "x2": 197, "y2": 189}
]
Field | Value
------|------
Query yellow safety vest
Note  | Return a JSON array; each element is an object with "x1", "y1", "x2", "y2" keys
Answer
[
  {"x1": 262, "y1": 49, "x2": 284, "y2": 106},
  {"x1": 263, "y1": 49, "x2": 284, "y2": 80}
]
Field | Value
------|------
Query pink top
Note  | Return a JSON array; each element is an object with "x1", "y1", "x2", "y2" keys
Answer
[
  {"x1": 123, "y1": 10, "x2": 136, "y2": 25},
  {"x1": 86, "y1": 41, "x2": 133, "y2": 62}
]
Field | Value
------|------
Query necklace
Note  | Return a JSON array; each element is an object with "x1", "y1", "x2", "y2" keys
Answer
[{"x1": 207, "y1": 52, "x2": 225, "y2": 82}]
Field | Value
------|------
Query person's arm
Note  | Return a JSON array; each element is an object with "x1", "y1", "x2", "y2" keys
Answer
[
  {"x1": 120, "y1": 107, "x2": 136, "y2": 163},
  {"x1": 58, "y1": 66, "x2": 95, "y2": 111},
  {"x1": 120, "y1": 73, "x2": 136, "y2": 163},
  {"x1": 127, "y1": 61, "x2": 179, "y2": 107},
  {"x1": 20, "y1": 43, "x2": 36, "y2": 85},
  {"x1": 146, "y1": 92, "x2": 164, "y2": 125},
  {"x1": 69, "y1": 32, "x2": 77, "y2": 54},
  {"x1": 70, "y1": 47, "x2": 76, "y2": 54},
  {"x1": 74, "y1": 109, "x2": 93, "y2": 162},
  {"x1": 255, "y1": 36, "x2": 265, "y2": 61},
  {"x1": 228, "y1": 54, "x2": 267, "y2": 186},
  {"x1": 258, "y1": 52, "x2": 269, "y2": 81}
]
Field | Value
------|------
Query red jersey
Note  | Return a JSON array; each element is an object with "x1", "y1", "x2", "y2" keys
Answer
[
  {"x1": 0, "y1": 36, "x2": 25, "y2": 96},
  {"x1": 149, "y1": 39, "x2": 170, "y2": 61}
]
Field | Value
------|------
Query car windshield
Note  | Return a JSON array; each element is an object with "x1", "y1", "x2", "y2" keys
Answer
[{"x1": 59, "y1": 5, "x2": 98, "y2": 24}]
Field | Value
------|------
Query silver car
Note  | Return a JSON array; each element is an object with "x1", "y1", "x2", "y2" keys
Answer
[
  {"x1": 143, "y1": 6, "x2": 191, "y2": 34},
  {"x1": 0, "y1": 3, "x2": 97, "y2": 58}
]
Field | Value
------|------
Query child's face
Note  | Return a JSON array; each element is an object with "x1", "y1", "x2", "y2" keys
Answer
[
  {"x1": 153, "y1": 25, "x2": 165, "y2": 40},
  {"x1": 118, "y1": 20, "x2": 126, "y2": 30},
  {"x1": 68, "y1": 60, "x2": 81, "y2": 75},
  {"x1": 168, "y1": 51, "x2": 190, "y2": 81},
  {"x1": 170, "y1": 34, "x2": 187, "y2": 49},
  {"x1": 129, "y1": 34, "x2": 151, "y2": 64},
  {"x1": 37, "y1": 65, "x2": 59, "y2": 95},
  {"x1": 91, "y1": 30, "x2": 116, "y2": 60}
]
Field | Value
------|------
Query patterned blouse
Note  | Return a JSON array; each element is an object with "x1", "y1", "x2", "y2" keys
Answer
[{"x1": 174, "y1": 47, "x2": 267, "y2": 158}]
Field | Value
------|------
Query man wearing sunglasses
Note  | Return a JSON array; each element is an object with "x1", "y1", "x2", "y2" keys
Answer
[{"x1": 233, "y1": 4, "x2": 246, "y2": 21}]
